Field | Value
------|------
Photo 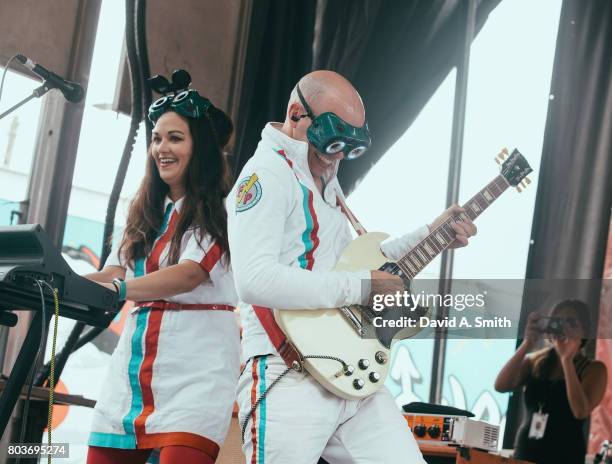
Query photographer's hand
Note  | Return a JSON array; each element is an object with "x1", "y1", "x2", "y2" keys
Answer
[
  {"x1": 554, "y1": 336, "x2": 581, "y2": 362},
  {"x1": 524, "y1": 312, "x2": 541, "y2": 349}
]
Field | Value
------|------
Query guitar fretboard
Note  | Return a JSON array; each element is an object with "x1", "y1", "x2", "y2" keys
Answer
[{"x1": 395, "y1": 175, "x2": 510, "y2": 279}]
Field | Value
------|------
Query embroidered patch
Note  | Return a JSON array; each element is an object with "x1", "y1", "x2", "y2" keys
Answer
[{"x1": 236, "y1": 174, "x2": 262, "y2": 212}]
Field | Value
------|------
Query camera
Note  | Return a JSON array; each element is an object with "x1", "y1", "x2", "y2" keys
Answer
[{"x1": 537, "y1": 316, "x2": 566, "y2": 336}]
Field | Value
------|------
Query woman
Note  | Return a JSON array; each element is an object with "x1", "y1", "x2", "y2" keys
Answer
[
  {"x1": 495, "y1": 299, "x2": 608, "y2": 464},
  {"x1": 85, "y1": 82, "x2": 239, "y2": 464}
]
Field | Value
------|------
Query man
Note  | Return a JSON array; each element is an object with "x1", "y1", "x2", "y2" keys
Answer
[{"x1": 228, "y1": 70, "x2": 476, "y2": 463}]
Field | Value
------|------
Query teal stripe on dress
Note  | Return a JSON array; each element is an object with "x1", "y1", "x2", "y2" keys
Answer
[
  {"x1": 159, "y1": 202, "x2": 173, "y2": 236},
  {"x1": 121, "y1": 308, "x2": 150, "y2": 436},
  {"x1": 258, "y1": 356, "x2": 267, "y2": 463},
  {"x1": 117, "y1": 202, "x2": 173, "y2": 443},
  {"x1": 88, "y1": 431, "x2": 136, "y2": 449}
]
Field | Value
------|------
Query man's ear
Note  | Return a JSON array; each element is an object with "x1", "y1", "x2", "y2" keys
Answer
[{"x1": 287, "y1": 102, "x2": 303, "y2": 127}]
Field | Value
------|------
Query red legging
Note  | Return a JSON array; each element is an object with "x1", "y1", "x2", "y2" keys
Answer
[{"x1": 87, "y1": 445, "x2": 215, "y2": 464}]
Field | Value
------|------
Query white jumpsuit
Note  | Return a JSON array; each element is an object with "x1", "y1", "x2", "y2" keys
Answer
[
  {"x1": 88, "y1": 197, "x2": 240, "y2": 460},
  {"x1": 228, "y1": 123, "x2": 429, "y2": 464}
]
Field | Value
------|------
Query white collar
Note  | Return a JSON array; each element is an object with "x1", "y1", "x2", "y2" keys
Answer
[
  {"x1": 261, "y1": 123, "x2": 309, "y2": 168},
  {"x1": 260, "y1": 122, "x2": 341, "y2": 184},
  {"x1": 164, "y1": 195, "x2": 185, "y2": 213}
]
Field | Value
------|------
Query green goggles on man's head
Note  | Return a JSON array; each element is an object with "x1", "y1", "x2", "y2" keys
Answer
[
  {"x1": 296, "y1": 84, "x2": 371, "y2": 160},
  {"x1": 148, "y1": 89, "x2": 212, "y2": 123}
]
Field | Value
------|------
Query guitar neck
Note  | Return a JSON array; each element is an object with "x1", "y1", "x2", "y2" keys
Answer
[{"x1": 396, "y1": 175, "x2": 510, "y2": 279}]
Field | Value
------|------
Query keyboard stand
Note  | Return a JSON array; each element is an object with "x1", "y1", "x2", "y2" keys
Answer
[{"x1": 0, "y1": 310, "x2": 50, "y2": 438}]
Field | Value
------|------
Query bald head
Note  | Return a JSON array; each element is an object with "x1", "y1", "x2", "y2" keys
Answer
[{"x1": 287, "y1": 70, "x2": 365, "y2": 127}]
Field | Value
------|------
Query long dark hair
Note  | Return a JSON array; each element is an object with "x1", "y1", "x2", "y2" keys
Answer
[
  {"x1": 532, "y1": 299, "x2": 592, "y2": 379},
  {"x1": 118, "y1": 106, "x2": 233, "y2": 268}
]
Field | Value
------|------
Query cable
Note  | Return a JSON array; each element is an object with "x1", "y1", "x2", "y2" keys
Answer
[
  {"x1": 40, "y1": 281, "x2": 59, "y2": 464},
  {"x1": 0, "y1": 54, "x2": 19, "y2": 108},
  {"x1": 240, "y1": 365, "x2": 291, "y2": 444},
  {"x1": 135, "y1": 0, "x2": 152, "y2": 148},
  {"x1": 239, "y1": 354, "x2": 348, "y2": 443},
  {"x1": 16, "y1": 279, "x2": 47, "y2": 464}
]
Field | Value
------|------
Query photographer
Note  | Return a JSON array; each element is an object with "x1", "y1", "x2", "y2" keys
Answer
[{"x1": 495, "y1": 300, "x2": 608, "y2": 464}]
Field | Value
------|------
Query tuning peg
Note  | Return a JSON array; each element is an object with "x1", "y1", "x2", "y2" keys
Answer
[
  {"x1": 495, "y1": 157, "x2": 501, "y2": 165},
  {"x1": 525, "y1": 177, "x2": 531, "y2": 185},
  {"x1": 516, "y1": 185, "x2": 523, "y2": 193}
]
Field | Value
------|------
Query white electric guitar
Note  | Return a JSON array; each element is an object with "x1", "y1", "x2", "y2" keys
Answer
[{"x1": 274, "y1": 148, "x2": 533, "y2": 400}]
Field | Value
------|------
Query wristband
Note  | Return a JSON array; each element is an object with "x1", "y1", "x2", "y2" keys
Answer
[{"x1": 112, "y1": 278, "x2": 127, "y2": 300}]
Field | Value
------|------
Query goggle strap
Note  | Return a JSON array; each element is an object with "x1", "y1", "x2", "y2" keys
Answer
[{"x1": 296, "y1": 83, "x2": 316, "y2": 120}]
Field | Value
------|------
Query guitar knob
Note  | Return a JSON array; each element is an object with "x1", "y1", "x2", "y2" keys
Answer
[
  {"x1": 428, "y1": 425, "x2": 441, "y2": 438},
  {"x1": 353, "y1": 378, "x2": 365, "y2": 390},
  {"x1": 413, "y1": 425, "x2": 427, "y2": 437},
  {"x1": 358, "y1": 359, "x2": 370, "y2": 370},
  {"x1": 369, "y1": 372, "x2": 380, "y2": 383},
  {"x1": 344, "y1": 365, "x2": 355, "y2": 376},
  {"x1": 375, "y1": 351, "x2": 388, "y2": 364}
]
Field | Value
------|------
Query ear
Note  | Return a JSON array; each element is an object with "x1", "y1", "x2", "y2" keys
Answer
[{"x1": 287, "y1": 102, "x2": 303, "y2": 128}]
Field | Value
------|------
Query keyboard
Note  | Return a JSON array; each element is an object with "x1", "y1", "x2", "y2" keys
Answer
[{"x1": 0, "y1": 224, "x2": 120, "y2": 328}]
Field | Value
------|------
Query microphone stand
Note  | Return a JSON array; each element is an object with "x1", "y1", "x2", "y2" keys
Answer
[{"x1": 0, "y1": 82, "x2": 55, "y2": 121}]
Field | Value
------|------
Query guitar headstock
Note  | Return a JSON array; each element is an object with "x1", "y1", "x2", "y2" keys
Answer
[{"x1": 496, "y1": 148, "x2": 533, "y2": 192}]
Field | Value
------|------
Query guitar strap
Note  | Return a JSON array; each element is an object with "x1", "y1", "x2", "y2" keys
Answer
[
  {"x1": 253, "y1": 305, "x2": 303, "y2": 369},
  {"x1": 253, "y1": 167, "x2": 367, "y2": 370},
  {"x1": 335, "y1": 192, "x2": 367, "y2": 236}
]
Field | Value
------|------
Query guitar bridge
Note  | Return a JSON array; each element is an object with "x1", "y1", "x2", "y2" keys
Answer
[{"x1": 339, "y1": 305, "x2": 364, "y2": 336}]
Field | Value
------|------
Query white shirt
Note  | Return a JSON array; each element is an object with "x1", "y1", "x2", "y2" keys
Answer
[{"x1": 108, "y1": 196, "x2": 237, "y2": 306}]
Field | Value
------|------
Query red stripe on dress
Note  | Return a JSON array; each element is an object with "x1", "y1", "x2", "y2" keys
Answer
[
  {"x1": 200, "y1": 242, "x2": 223, "y2": 273},
  {"x1": 250, "y1": 358, "x2": 260, "y2": 464},
  {"x1": 134, "y1": 309, "x2": 164, "y2": 439},
  {"x1": 146, "y1": 210, "x2": 179, "y2": 274}
]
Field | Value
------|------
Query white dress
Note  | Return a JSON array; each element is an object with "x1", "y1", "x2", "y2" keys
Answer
[{"x1": 88, "y1": 197, "x2": 240, "y2": 459}]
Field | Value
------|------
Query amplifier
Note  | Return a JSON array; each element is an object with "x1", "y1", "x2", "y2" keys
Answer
[
  {"x1": 404, "y1": 413, "x2": 500, "y2": 451},
  {"x1": 404, "y1": 413, "x2": 457, "y2": 444},
  {"x1": 450, "y1": 416, "x2": 500, "y2": 451}
]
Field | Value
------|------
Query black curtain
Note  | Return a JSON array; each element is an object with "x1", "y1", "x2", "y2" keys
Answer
[
  {"x1": 231, "y1": 1, "x2": 316, "y2": 176},
  {"x1": 313, "y1": 0, "x2": 501, "y2": 193},
  {"x1": 524, "y1": 0, "x2": 612, "y2": 281},
  {"x1": 504, "y1": 0, "x2": 612, "y2": 449}
]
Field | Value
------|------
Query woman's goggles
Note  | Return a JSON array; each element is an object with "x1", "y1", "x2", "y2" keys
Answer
[{"x1": 148, "y1": 89, "x2": 211, "y2": 123}]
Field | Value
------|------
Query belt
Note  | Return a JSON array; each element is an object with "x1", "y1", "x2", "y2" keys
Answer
[{"x1": 137, "y1": 301, "x2": 235, "y2": 311}]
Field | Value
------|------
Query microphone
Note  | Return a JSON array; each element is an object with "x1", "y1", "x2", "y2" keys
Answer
[
  {"x1": 15, "y1": 54, "x2": 85, "y2": 103},
  {"x1": 0, "y1": 311, "x2": 18, "y2": 327}
]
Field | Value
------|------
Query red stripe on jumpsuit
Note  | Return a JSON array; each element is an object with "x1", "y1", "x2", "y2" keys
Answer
[
  {"x1": 276, "y1": 149, "x2": 320, "y2": 270},
  {"x1": 135, "y1": 210, "x2": 178, "y2": 440},
  {"x1": 303, "y1": 189, "x2": 319, "y2": 270},
  {"x1": 200, "y1": 241, "x2": 223, "y2": 273},
  {"x1": 250, "y1": 357, "x2": 260, "y2": 464}
]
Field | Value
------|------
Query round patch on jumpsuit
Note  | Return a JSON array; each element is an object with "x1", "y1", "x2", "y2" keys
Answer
[{"x1": 236, "y1": 174, "x2": 262, "y2": 212}]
